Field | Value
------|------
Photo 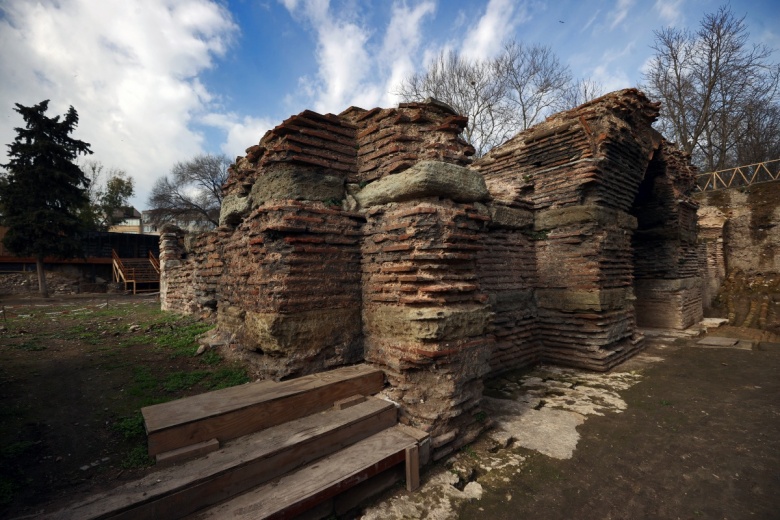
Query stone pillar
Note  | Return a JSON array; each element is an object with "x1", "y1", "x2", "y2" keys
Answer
[
  {"x1": 356, "y1": 161, "x2": 494, "y2": 459},
  {"x1": 534, "y1": 205, "x2": 642, "y2": 370},
  {"x1": 159, "y1": 226, "x2": 188, "y2": 312}
]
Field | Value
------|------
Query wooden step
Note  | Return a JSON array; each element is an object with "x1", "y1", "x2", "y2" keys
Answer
[
  {"x1": 45, "y1": 397, "x2": 398, "y2": 520},
  {"x1": 191, "y1": 425, "x2": 420, "y2": 520},
  {"x1": 142, "y1": 364, "x2": 385, "y2": 457}
]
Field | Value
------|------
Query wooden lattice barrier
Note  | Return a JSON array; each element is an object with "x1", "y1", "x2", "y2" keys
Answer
[{"x1": 696, "y1": 159, "x2": 780, "y2": 192}]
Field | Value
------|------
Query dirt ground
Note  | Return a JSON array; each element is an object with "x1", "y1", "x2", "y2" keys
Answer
[
  {"x1": 2, "y1": 288, "x2": 779, "y2": 519},
  {"x1": 455, "y1": 338, "x2": 780, "y2": 520},
  {"x1": 360, "y1": 329, "x2": 780, "y2": 520},
  {"x1": 0, "y1": 291, "x2": 248, "y2": 519}
]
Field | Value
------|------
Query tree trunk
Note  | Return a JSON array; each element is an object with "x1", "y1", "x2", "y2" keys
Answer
[{"x1": 36, "y1": 256, "x2": 49, "y2": 298}]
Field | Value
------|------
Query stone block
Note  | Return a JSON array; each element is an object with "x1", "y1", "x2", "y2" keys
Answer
[
  {"x1": 249, "y1": 165, "x2": 345, "y2": 206},
  {"x1": 487, "y1": 204, "x2": 534, "y2": 229},
  {"x1": 534, "y1": 204, "x2": 637, "y2": 231},
  {"x1": 363, "y1": 305, "x2": 492, "y2": 342},
  {"x1": 219, "y1": 193, "x2": 252, "y2": 226},
  {"x1": 355, "y1": 161, "x2": 490, "y2": 208},
  {"x1": 242, "y1": 308, "x2": 361, "y2": 356},
  {"x1": 536, "y1": 287, "x2": 635, "y2": 312}
]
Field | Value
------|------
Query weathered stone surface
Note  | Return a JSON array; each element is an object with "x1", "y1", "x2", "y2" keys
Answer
[
  {"x1": 219, "y1": 193, "x2": 251, "y2": 226},
  {"x1": 487, "y1": 204, "x2": 534, "y2": 229},
  {"x1": 249, "y1": 166, "x2": 345, "y2": 206},
  {"x1": 536, "y1": 288, "x2": 635, "y2": 312},
  {"x1": 535, "y1": 204, "x2": 637, "y2": 231},
  {"x1": 355, "y1": 161, "x2": 489, "y2": 208},
  {"x1": 243, "y1": 308, "x2": 361, "y2": 355},
  {"x1": 363, "y1": 305, "x2": 492, "y2": 342}
]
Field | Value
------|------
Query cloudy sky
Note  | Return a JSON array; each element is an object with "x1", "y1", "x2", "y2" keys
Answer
[{"x1": 1, "y1": 0, "x2": 778, "y2": 210}]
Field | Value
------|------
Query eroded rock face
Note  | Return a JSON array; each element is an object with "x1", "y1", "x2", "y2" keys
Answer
[{"x1": 160, "y1": 89, "x2": 703, "y2": 458}]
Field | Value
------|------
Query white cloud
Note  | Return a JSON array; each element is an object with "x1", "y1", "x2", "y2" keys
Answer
[
  {"x1": 281, "y1": 0, "x2": 372, "y2": 112},
  {"x1": 379, "y1": 1, "x2": 437, "y2": 106},
  {"x1": 281, "y1": 0, "x2": 435, "y2": 113},
  {"x1": 461, "y1": 0, "x2": 524, "y2": 61},
  {"x1": 590, "y1": 64, "x2": 632, "y2": 93},
  {"x1": 0, "y1": 0, "x2": 238, "y2": 210},
  {"x1": 200, "y1": 113, "x2": 274, "y2": 159},
  {"x1": 654, "y1": 0, "x2": 684, "y2": 26},
  {"x1": 609, "y1": 0, "x2": 634, "y2": 30}
]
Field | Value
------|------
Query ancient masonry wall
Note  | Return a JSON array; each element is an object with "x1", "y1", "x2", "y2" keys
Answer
[
  {"x1": 160, "y1": 90, "x2": 703, "y2": 457},
  {"x1": 697, "y1": 206, "x2": 727, "y2": 308},
  {"x1": 631, "y1": 144, "x2": 703, "y2": 329}
]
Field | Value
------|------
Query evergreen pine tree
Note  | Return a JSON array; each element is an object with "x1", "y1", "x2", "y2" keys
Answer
[{"x1": 0, "y1": 100, "x2": 93, "y2": 297}]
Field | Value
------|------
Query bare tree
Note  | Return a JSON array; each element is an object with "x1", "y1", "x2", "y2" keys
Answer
[
  {"x1": 147, "y1": 153, "x2": 231, "y2": 229},
  {"x1": 736, "y1": 101, "x2": 780, "y2": 165},
  {"x1": 498, "y1": 41, "x2": 573, "y2": 129},
  {"x1": 556, "y1": 78, "x2": 605, "y2": 111},
  {"x1": 397, "y1": 40, "x2": 580, "y2": 156},
  {"x1": 642, "y1": 5, "x2": 780, "y2": 170},
  {"x1": 396, "y1": 50, "x2": 511, "y2": 157}
]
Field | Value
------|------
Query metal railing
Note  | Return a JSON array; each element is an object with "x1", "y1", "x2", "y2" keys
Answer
[{"x1": 695, "y1": 158, "x2": 780, "y2": 192}]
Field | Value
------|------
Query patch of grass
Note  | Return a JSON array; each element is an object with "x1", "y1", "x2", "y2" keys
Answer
[
  {"x1": 1, "y1": 440, "x2": 37, "y2": 459},
  {"x1": 120, "y1": 445, "x2": 153, "y2": 469},
  {"x1": 163, "y1": 371, "x2": 209, "y2": 392},
  {"x1": 0, "y1": 477, "x2": 15, "y2": 506},
  {"x1": 200, "y1": 349, "x2": 222, "y2": 365},
  {"x1": 206, "y1": 366, "x2": 250, "y2": 390},
  {"x1": 115, "y1": 412, "x2": 145, "y2": 441},
  {"x1": 155, "y1": 321, "x2": 214, "y2": 357},
  {"x1": 461, "y1": 445, "x2": 478, "y2": 459},
  {"x1": 64, "y1": 324, "x2": 103, "y2": 345},
  {"x1": 13, "y1": 340, "x2": 47, "y2": 351},
  {"x1": 660, "y1": 399, "x2": 673, "y2": 406},
  {"x1": 128, "y1": 366, "x2": 159, "y2": 398}
]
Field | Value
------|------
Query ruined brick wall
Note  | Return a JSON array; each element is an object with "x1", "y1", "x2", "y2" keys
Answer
[
  {"x1": 476, "y1": 207, "x2": 540, "y2": 374},
  {"x1": 631, "y1": 144, "x2": 703, "y2": 329},
  {"x1": 361, "y1": 199, "x2": 493, "y2": 458},
  {"x1": 160, "y1": 90, "x2": 702, "y2": 458},
  {"x1": 159, "y1": 228, "x2": 222, "y2": 317},
  {"x1": 216, "y1": 202, "x2": 364, "y2": 378},
  {"x1": 697, "y1": 206, "x2": 727, "y2": 308},
  {"x1": 159, "y1": 227, "x2": 195, "y2": 314},
  {"x1": 342, "y1": 100, "x2": 474, "y2": 184},
  {"x1": 474, "y1": 89, "x2": 701, "y2": 369}
]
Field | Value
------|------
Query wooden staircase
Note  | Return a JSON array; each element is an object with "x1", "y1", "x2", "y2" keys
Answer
[
  {"x1": 112, "y1": 250, "x2": 160, "y2": 294},
  {"x1": 47, "y1": 365, "x2": 428, "y2": 520}
]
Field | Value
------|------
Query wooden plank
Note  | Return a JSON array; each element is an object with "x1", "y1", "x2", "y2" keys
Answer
[
  {"x1": 45, "y1": 398, "x2": 397, "y2": 520},
  {"x1": 193, "y1": 426, "x2": 419, "y2": 520},
  {"x1": 155, "y1": 438, "x2": 219, "y2": 468},
  {"x1": 333, "y1": 394, "x2": 367, "y2": 410},
  {"x1": 405, "y1": 444, "x2": 420, "y2": 492},
  {"x1": 142, "y1": 364, "x2": 385, "y2": 456}
]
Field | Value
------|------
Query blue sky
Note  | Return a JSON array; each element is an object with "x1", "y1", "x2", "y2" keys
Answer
[{"x1": 1, "y1": 0, "x2": 778, "y2": 210}]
